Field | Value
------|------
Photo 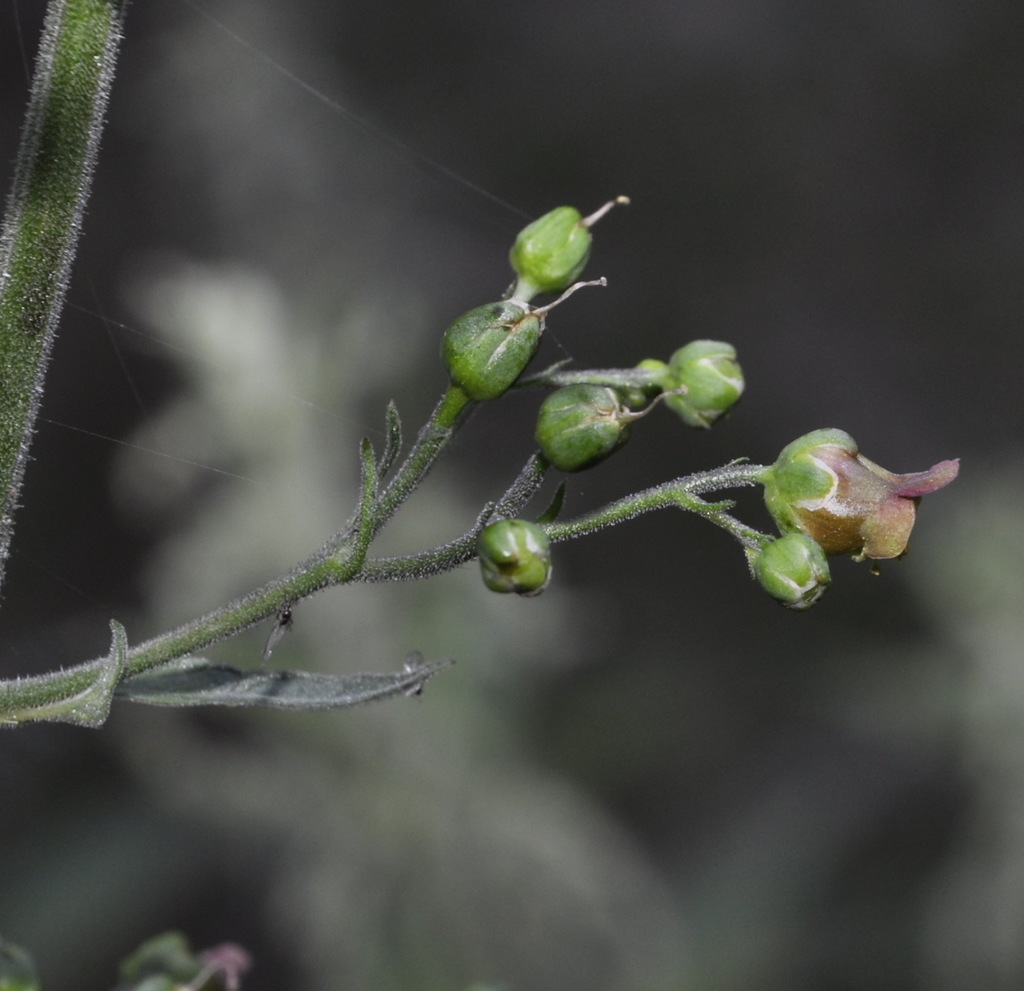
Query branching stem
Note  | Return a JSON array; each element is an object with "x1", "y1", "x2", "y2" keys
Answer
[{"x1": 0, "y1": 1, "x2": 780, "y2": 725}]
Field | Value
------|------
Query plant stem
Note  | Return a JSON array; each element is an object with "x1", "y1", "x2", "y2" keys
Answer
[
  {"x1": 358, "y1": 462, "x2": 772, "y2": 583},
  {"x1": 371, "y1": 385, "x2": 474, "y2": 533},
  {"x1": 0, "y1": 0, "x2": 129, "y2": 589},
  {"x1": 0, "y1": 447, "x2": 769, "y2": 723}
]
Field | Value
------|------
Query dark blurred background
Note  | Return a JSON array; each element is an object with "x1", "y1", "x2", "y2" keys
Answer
[{"x1": 1, "y1": 0, "x2": 1022, "y2": 988}]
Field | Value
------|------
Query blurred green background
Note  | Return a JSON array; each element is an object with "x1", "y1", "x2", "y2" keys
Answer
[{"x1": 1, "y1": 0, "x2": 1022, "y2": 988}]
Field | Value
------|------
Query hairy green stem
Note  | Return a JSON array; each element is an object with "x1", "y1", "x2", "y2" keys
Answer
[
  {"x1": 518, "y1": 365, "x2": 661, "y2": 396},
  {"x1": 0, "y1": 438, "x2": 770, "y2": 724},
  {"x1": 358, "y1": 462, "x2": 771, "y2": 583},
  {"x1": 372, "y1": 386, "x2": 474, "y2": 533},
  {"x1": 545, "y1": 463, "x2": 768, "y2": 544},
  {"x1": 0, "y1": 0, "x2": 129, "y2": 588}
]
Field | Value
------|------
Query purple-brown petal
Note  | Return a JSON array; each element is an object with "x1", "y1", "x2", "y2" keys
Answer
[
  {"x1": 860, "y1": 493, "x2": 918, "y2": 559},
  {"x1": 893, "y1": 459, "x2": 960, "y2": 498}
]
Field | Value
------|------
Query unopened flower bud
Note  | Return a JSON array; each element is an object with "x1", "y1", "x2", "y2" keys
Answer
[
  {"x1": 441, "y1": 301, "x2": 542, "y2": 400},
  {"x1": 752, "y1": 533, "x2": 831, "y2": 610},
  {"x1": 762, "y1": 428, "x2": 960, "y2": 560},
  {"x1": 663, "y1": 341, "x2": 744, "y2": 428},
  {"x1": 509, "y1": 197, "x2": 628, "y2": 300},
  {"x1": 536, "y1": 383, "x2": 634, "y2": 472},
  {"x1": 478, "y1": 519, "x2": 552, "y2": 596}
]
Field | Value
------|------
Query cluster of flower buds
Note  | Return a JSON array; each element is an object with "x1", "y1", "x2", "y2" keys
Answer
[
  {"x1": 441, "y1": 200, "x2": 628, "y2": 403},
  {"x1": 532, "y1": 343, "x2": 745, "y2": 473},
  {"x1": 451, "y1": 204, "x2": 959, "y2": 606},
  {"x1": 477, "y1": 519, "x2": 552, "y2": 596}
]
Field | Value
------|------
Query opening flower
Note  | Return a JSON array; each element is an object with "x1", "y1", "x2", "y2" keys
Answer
[{"x1": 762, "y1": 428, "x2": 959, "y2": 560}]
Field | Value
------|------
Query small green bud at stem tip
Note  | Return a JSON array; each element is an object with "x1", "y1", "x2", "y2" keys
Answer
[{"x1": 510, "y1": 200, "x2": 624, "y2": 299}]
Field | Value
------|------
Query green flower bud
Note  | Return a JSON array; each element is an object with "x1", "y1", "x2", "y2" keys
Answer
[
  {"x1": 663, "y1": 340, "x2": 744, "y2": 428},
  {"x1": 536, "y1": 383, "x2": 634, "y2": 472},
  {"x1": 441, "y1": 300, "x2": 542, "y2": 400},
  {"x1": 762, "y1": 428, "x2": 960, "y2": 560},
  {"x1": 478, "y1": 519, "x2": 552, "y2": 596},
  {"x1": 635, "y1": 357, "x2": 670, "y2": 382},
  {"x1": 752, "y1": 533, "x2": 831, "y2": 610},
  {"x1": 511, "y1": 207, "x2": 590, "y2": 298},
  {"x1": 510, "y1": 197, "x2": 628, "y2": 300}
]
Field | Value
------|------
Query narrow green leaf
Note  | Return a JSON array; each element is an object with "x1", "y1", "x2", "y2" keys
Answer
[
  {"x1": 114, "y1": 652, "x2": 453, "y2": 710},
  {"x1": 355, "y1": 436, "x2": 378, "y2": 556},
  {"x1": 535, "y1": 481, "x2": 566, "y2": 524},
  {"x1": 377, "y1": 400, "x2": 403, "y2": 480}
]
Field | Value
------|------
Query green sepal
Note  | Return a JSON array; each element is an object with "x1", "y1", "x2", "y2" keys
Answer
[
  {"x1": 751, "y1": 533, "x2": 831, "y2": 610},
  {"x1": 761, "y1": 428, "x2": 856, "y2": 539},
  {"x1": 441, "y1": 301, "x2": 542, "y2": 400},
  {"x1": 477, "y1": 519, "x2": 552, "y2": 596},
  {"x1": 535, "y1": 384, "x2": 631, "y2": 472}
]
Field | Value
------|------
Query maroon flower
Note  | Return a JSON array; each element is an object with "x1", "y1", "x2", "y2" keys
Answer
[{"x1": 763, "y1": 428, "x2": 959, "y2": 560}]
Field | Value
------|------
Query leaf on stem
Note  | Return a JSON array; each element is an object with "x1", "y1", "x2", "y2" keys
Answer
[
  {"x1": 114, "y1": 652, "x2": 453, "y2": 710},
  {"x1": 535, "y1": 481, "x2": 566, "y2": 524},
  {"x1": 0, "y1": 619, "x2": 128, "y2": 727},
  {"x1": 377, "y1": 400, "x2": 403, "y2": 480},
  {"x1": 354, "y1": 436, "x2": 379, "y2": 556}
]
